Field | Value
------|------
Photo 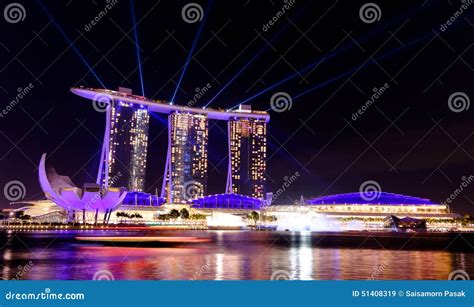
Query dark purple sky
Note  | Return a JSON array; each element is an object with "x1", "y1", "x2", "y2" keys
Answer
[{"x1": 0, "y1": 0, "x2": 472, "y2": 213}]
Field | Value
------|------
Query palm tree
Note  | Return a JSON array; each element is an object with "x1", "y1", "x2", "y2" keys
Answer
[
  {"x1": 116, "y1": 211, "x2": 126, "y2": 223},
  {"x1": 249, "y1": 211, "x2": 259, "y2": 227},
  {"x1": 180, "y1": 208, "x2": 190, "y2": 219},
  {"x1": 169, "y1": 209, "x2": 180, "y2": 220}
]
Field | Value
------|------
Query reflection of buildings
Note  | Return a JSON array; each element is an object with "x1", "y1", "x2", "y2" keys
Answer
[
  {"x1": 106, "y1": 101, "x2": 149, "y2": 191},
  {"x1": 227, "y1": 117, "x2": 267, "y2": 199},
  {"x1": 162, "y1": 112, "x2": 209, "y2": 204}
]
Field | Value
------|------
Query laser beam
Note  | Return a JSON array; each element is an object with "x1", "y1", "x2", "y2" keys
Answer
[
  {"x1": 170, "y1": 2, "x2": 212, "y2": 103},
  {"x1": 36, "y1": 0, "x2": 107, "y2": 89},
  {"x1": 130, "y1": 0, "x2": 146, "y2": 96},
  {"x1": 203, "y1": 2, "x2": 311, "y2": 108},
  {"x1": 262, "y1": 32, "x2": 435, "y2": 112},
  {"x1": 227, "y1": 2, "x2": 436, "y2": 110}
]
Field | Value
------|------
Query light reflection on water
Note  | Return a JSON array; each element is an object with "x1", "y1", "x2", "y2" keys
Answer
[{"x1": 0, "y1": 230, "x2": 472, "y2": 280}]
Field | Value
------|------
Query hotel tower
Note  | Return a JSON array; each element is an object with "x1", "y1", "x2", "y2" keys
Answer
[
  {"x1": 162, "y1": 112, "x2": 209, "y2": 203},
  {"x1": 72, "y1": 87, "x2": 269, "y2": 203},
  {"x1": 226, "y1": 116, "x2": 267, "y2": 199},
  {"x1": 97, "y1": 89, "x2": 150, "y2": 191}
]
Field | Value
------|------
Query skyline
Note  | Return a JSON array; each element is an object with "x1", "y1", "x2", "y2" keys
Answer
[{"x1": 0, "y1": 0, "x2": 472, "y2": 214}]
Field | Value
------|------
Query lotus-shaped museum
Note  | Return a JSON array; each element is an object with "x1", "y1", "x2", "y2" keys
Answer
[{"x1": 38, "y1": 153, "x2": 127, "y2": 213}]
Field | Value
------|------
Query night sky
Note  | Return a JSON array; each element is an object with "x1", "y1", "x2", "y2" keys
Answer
[{"x1": 0, "y1": 0, "x2": 472, "y2": 213}]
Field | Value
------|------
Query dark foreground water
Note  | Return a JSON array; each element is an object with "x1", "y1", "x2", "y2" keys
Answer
[{"x1": 0, "y1": 230, "x2": 473, "y2": 280}]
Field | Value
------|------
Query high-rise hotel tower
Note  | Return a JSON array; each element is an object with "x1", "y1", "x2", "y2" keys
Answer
[
  {"x1": 72, "y1": 87, "x2": 268, "y2": 203},
  {"x1": 226, "y1": 110, "x2": 267, "y2": 199},
  {"x1": 96, "y1": 88, "x2": 150, "y2": 191},
  {"x1": 162, "y1": 112, "x2": 209, "y2": 203}
]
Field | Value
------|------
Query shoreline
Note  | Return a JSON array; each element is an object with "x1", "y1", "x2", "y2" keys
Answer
[{"x1": 1, "y1": 226, "x2": 473, "y2": 252}]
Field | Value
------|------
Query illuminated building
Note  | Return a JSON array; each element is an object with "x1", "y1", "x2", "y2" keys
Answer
[
  {"x1": 38, "y1": 153, "x2": 127, "y2": 223},
  {"x1": 71, "y1": 87, "x2": 270, "y2": 204},
  {"x1": 264, "y1": 192, "x2": 462, "y2": 231},
  {"x1": 227, "y1": 113, "x2": 267, "y2": 199},
  {"x1": 162, "y1": 112, "x2": 209, "y2": 204},
  {"x1": 192, "y1": 193, "x2": 263, "y2": 210},
  {"x1": 104, "y1": 101, "x2": 149, "y2": 191},
  {"x1": 304, "y1": 192, "x2": 453, "y2": 216}
]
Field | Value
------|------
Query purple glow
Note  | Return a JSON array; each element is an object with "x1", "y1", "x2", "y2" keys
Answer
[
  {"x1": 192, "y1": 193, "x2": 262, "y2": 210},
  {"x1": 122, "y1": 192, "x2": 164, "y2": 206},
  {"x1": 71, "y1": 87, "x2": 270, "y2": 122},
  {"x1": 306, "y1": 192, "x2": 436, "y2": 206},
  {"x1": 38, "y1": 153, "x2": 127, "y2": 212}
]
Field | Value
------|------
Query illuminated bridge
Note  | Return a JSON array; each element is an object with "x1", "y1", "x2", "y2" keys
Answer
[{"x1": 71, "y1": 87, "x2": 269, "y2": 204}]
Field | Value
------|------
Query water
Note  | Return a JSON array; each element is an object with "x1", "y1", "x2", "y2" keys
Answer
[{"x1": 1, "y1": 230, "x2": 472, "y2": 280}]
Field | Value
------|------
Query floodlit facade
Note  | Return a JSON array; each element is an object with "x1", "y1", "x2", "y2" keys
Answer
[
  {"x1": 163, "y1": 112, "x2": 209, "y2": 204},
  {"x1": 305, "y1": 192, "x2": 452, "y2": 216},
  {"x1": 192, "y1": 193, "x2": 263, "y2": 211},
  {"x1": 227, "y1": 118, "x2": 267, "y2": 199},
  {"x1": 38, "y1": 154, "x2": 127, "y2": 214},
  {"x1": 106, "y1": 101, "x2": 149, "y2": 191},
  {"x1": 264, "y1": 192, "x2": 462, "y2": 231},
  {"x1": 71, "y1": 87, "x2": 270, "y2": 204}
]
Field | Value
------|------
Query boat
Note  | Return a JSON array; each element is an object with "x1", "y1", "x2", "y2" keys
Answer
[{"x1": 75, "y1": 236, "x2": 210, "y2": 246}]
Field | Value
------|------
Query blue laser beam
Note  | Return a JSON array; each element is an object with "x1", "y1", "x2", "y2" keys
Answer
[
  {"x1": 227, "y1": 2, "x2": 437, "y2": 111},
  {"x1": 149, "y1": 110, "x2": 168, "y2": 126},
  {"x1": 234, "y1": 57, "x2": 326, "y2": 109},
  {"x1": 260, "y1": 7, "x2": 474, "y2": 110},
  {"x1": 203, "y1": 2, "x2": 311, "y2": 108},
  {"x1": 262, "y1": 32, "x2": 435, "y2": 112},
  {"x1": 170, "y1": 2, "x2": 212, "y2": 103},
  {"x1": 130, "y1": 0, "x2": 145, "y2": 97},
  {"x1": 36, "y1": 0, "x2": 107, "y2": 89}
]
